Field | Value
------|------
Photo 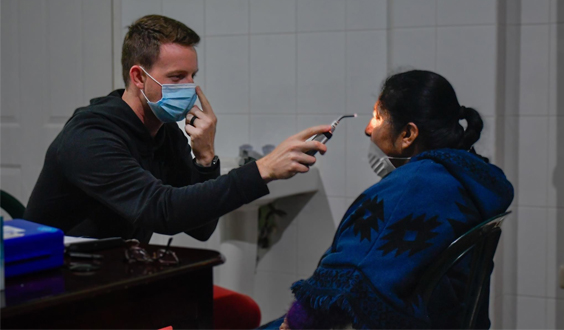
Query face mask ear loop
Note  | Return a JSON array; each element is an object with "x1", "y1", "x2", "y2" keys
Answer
[
  {"x1": 140, "y1": 89, "x2": 151, "y2": 104},
  {"x1": 139, "y1": 66, "x2": 163, "y2": 87},
  {"x1": 139, "y1": 66, "x2": 163, "y2": 104}
]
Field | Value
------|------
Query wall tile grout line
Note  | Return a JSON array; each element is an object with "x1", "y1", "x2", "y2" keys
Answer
[
  {"x1": 205, "y1": 28, "x2": 391, "y2": 39},
  {"x1": 434, "y1": 0, "x2": 438, "y2": 71},
  {"x1": 80, "y1": 0, "x2": 85, "y2": 107},
  {"x1": 248, "y1": 0, "x2": 251, "y2": 140},
  {"x1": 294, "y1": 0, "x2": 298, "y2": 135},
  {"x1": 295, "y1": 0, "x2": 300, "y2": 281},
  {"x1": 343, "y1": 0, "x2": 348, "y2": 202},
  {"x1": 545, "y1": 17, "x2": 552, "y2": 302}
]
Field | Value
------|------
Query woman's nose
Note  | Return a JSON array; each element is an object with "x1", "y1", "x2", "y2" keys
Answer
[{"x1": 365, "y1": 118, "x2": 375, "y2": 137}]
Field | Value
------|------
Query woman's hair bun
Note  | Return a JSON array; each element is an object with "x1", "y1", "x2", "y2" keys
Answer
[{"x1": 457, "y1": 106, "x2": 483, "y2": 151}]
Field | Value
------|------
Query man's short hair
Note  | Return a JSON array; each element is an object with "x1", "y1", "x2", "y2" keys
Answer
[{"x1": 121, "y1": 14, "x2": 200, "y2": 88}]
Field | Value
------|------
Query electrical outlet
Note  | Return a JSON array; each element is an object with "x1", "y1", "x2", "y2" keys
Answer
[{"x1": 560, "y1": 265, "x2": 564, "y2": 289}]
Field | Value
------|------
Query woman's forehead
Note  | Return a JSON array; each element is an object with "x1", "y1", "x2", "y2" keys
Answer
[{"x1": 373, "y1": 101, "x2": 383, "y2": 114}]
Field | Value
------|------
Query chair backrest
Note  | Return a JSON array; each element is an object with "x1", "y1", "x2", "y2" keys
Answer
[
  {"x1": 0, "y1": 189, "x2": 26, "y2": 219},
  {"x1": 413, "y1": 211, "x2": 511, "y2": 329}
]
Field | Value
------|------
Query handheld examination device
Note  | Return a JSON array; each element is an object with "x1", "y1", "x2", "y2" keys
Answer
[{"x1": 306, "y1": 114, "x2": 357, "y2": 156}]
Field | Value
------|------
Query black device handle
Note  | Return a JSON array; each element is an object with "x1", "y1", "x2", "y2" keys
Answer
[{"x1": 66, "y1": 237, "x2": 125, "y2": 252}]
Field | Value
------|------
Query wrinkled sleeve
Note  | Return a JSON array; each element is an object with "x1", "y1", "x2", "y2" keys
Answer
[
  {"x1": 57, "y1": 117, "x2": 269, "y2": 236},
  {"x1": 169, "y1": 128, "x2": 223, "y2": 240}
]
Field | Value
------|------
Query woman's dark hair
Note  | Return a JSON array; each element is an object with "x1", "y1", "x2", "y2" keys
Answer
[{"x1": 379, "y1": 70, "x2": 485, "y2": 158}]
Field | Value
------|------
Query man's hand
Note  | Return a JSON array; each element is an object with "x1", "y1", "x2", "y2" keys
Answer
[
  {"x1": 256, "y1": 125, "x2": 330, "y2": 183},
  {"x1": 185, "y1": 86, "x2": 217, "y2": 166}
]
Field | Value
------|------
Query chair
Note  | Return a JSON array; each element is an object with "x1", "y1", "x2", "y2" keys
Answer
[
  {"x1": 412, "y1": 211, "x2": 511, "y2": 329},
  {"x1": 213, "y1": 285, "x2": 261, "y2": 329},
  {"x1": 0, "y1": 189, "x2": 26, "y2": 219}
]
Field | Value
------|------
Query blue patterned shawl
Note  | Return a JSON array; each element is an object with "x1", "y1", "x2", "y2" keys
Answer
[{"x1": 290, "y1": 149, "x2": 514, "y2": 329}]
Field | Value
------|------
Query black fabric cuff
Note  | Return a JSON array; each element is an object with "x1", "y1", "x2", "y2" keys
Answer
[
  {"x1": 232, "y1": 161, "x2": 270, "y2": 203},
  {"x1": 192, "y1": 157, "x2": 220, "y2": 179}
]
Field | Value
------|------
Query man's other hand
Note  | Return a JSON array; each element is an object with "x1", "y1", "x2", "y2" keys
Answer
[
  {"x1": 185, "y1": 86, "x2": 217, "y2": 166},
  {"x1": 256, "y1": 125, "x2": 331, "y2": 183}
]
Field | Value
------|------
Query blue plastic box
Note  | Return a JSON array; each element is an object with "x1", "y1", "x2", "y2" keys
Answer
[{"x1": 4, "y1": 219, "x2": 64, "y2": 278}]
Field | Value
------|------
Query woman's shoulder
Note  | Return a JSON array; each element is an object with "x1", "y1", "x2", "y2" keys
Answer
[{"x1": 385, "y1": 157, "x2": 460, "y2": 190}]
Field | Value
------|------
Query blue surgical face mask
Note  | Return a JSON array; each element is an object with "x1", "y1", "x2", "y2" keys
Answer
[{"x1": 139, "y1": 66, "x2": 198, "y2": 123}]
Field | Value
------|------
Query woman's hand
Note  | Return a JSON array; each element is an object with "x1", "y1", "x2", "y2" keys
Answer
[{"x1": 279, "y1": 317, "x2": 291, "y2": 330}]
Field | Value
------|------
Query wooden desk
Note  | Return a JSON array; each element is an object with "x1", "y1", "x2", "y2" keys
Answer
[{"x1": 1, "y1": 244, "x2": 224, "y2": 329}]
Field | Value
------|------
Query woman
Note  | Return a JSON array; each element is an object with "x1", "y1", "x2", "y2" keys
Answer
[{"x1": 261, "y1": 70, "x2": 514, "y2": 329}]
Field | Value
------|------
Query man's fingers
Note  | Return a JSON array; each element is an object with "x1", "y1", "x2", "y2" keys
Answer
[
  {"x1": 292, "y1": 161, "x2": 311, "y2": 174},
  {"x1": 291, "y1": 150, "x2": 317, "y2": 166},
  {"x1": 195, "y1": 86, "x2": 213, "y2": 113},
  {"x1": 296, "y1": 140, "x2": 328, "y2": 154},
  {"x1": 184, "y1": 123, "x2": 199, "y2": 136},
  {"x1": 295, "y1": 125, "x2": 332, "y2": 141},
  {"x1": 186, "y1": 107, "x2": 210, "y2": 124}
]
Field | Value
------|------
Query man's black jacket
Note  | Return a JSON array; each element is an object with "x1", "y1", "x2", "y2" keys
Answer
[{"x1": 24, "y1": 89, "x2": 269, "y2": 242}]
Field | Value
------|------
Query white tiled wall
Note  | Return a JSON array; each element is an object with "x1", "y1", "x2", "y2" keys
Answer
[
  {"x1": 436, "y1": 0, "x2": 497, "y2": 26},
  {"x1": 250, "y1": 34, "x2": 296, "y2": 115},
  {"x1": 519, "y1": 25, "x2": 550, "y2": 116},
  {"x1": 389, "y1": 27, "x2": 436, "y2": 71},
  {"x1": 436, "y1": 25, "x2": 498, "y2": 118},
  {"x1": 346, "y1": 30, "x2": 387, "y2": 116},
  {"x1": 205, "y1": 0, "x2": 249, "y2": 36},
  {"x1": 296, "y1": 0, "x2": 345, "y2": 32},
  {"x1": 345, "y1": 0, "x2": 387, "y2": 31},
  {"x1": 517, "y1": 117, "x2": 549, "y2": 207},
  {"x1": 546, "y1": 208, "x2": 564, "y2": 300},
  {"x1": 205, "y1": 35, "x2": 250, "y2": 114},
  {"x1": 521, "y1": 0, "x2": 551, "y2": 24},
  {"x1": 517, "y1": 296, "x2": 548, "y2": 329},
  {"x1": 516, "y1": 207, "x2": 548, "y2": 297},
  {"x1": 506, "y1": 0, "x2": 564, "y2": 328},
  {"x1": 296, "y1": 32, "x2": 346, "y2": 114},
  {"x1": 250, "y1": 0, "x2": 296, "y2": 34},
  {"x1": 389, "y1": 0, "x2": 436, "y2": 28},
  {"x1": 1, "y1": 0, "x2": 113, "y2": 212}
]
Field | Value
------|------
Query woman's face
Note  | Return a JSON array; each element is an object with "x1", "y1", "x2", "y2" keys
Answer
[{"x1": 364, "y1": 101, "x2": 402, "y2": 157}]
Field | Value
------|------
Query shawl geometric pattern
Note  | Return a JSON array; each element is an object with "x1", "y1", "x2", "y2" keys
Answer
[{"x1": 290, "y1": 149, "x2": 514, "y2": 329}]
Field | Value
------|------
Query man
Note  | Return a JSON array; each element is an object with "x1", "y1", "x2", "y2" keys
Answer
[{"x1": 24, "y1": 15, "x2": 328, "y2": 243}]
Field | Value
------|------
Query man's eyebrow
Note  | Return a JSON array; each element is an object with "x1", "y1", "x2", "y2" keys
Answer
[{"x1": 166, "y1": 70, "x2": 188, "y2": 75}]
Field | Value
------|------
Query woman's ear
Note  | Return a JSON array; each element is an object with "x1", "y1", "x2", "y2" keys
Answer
[{"x1": 400, "y1": 122, "x2": 419, "y2": 151}]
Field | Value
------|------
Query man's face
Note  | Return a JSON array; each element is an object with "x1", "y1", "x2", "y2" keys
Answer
[{"x1": 143, "y1": 43, "x2": 199, "y2": 102}]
